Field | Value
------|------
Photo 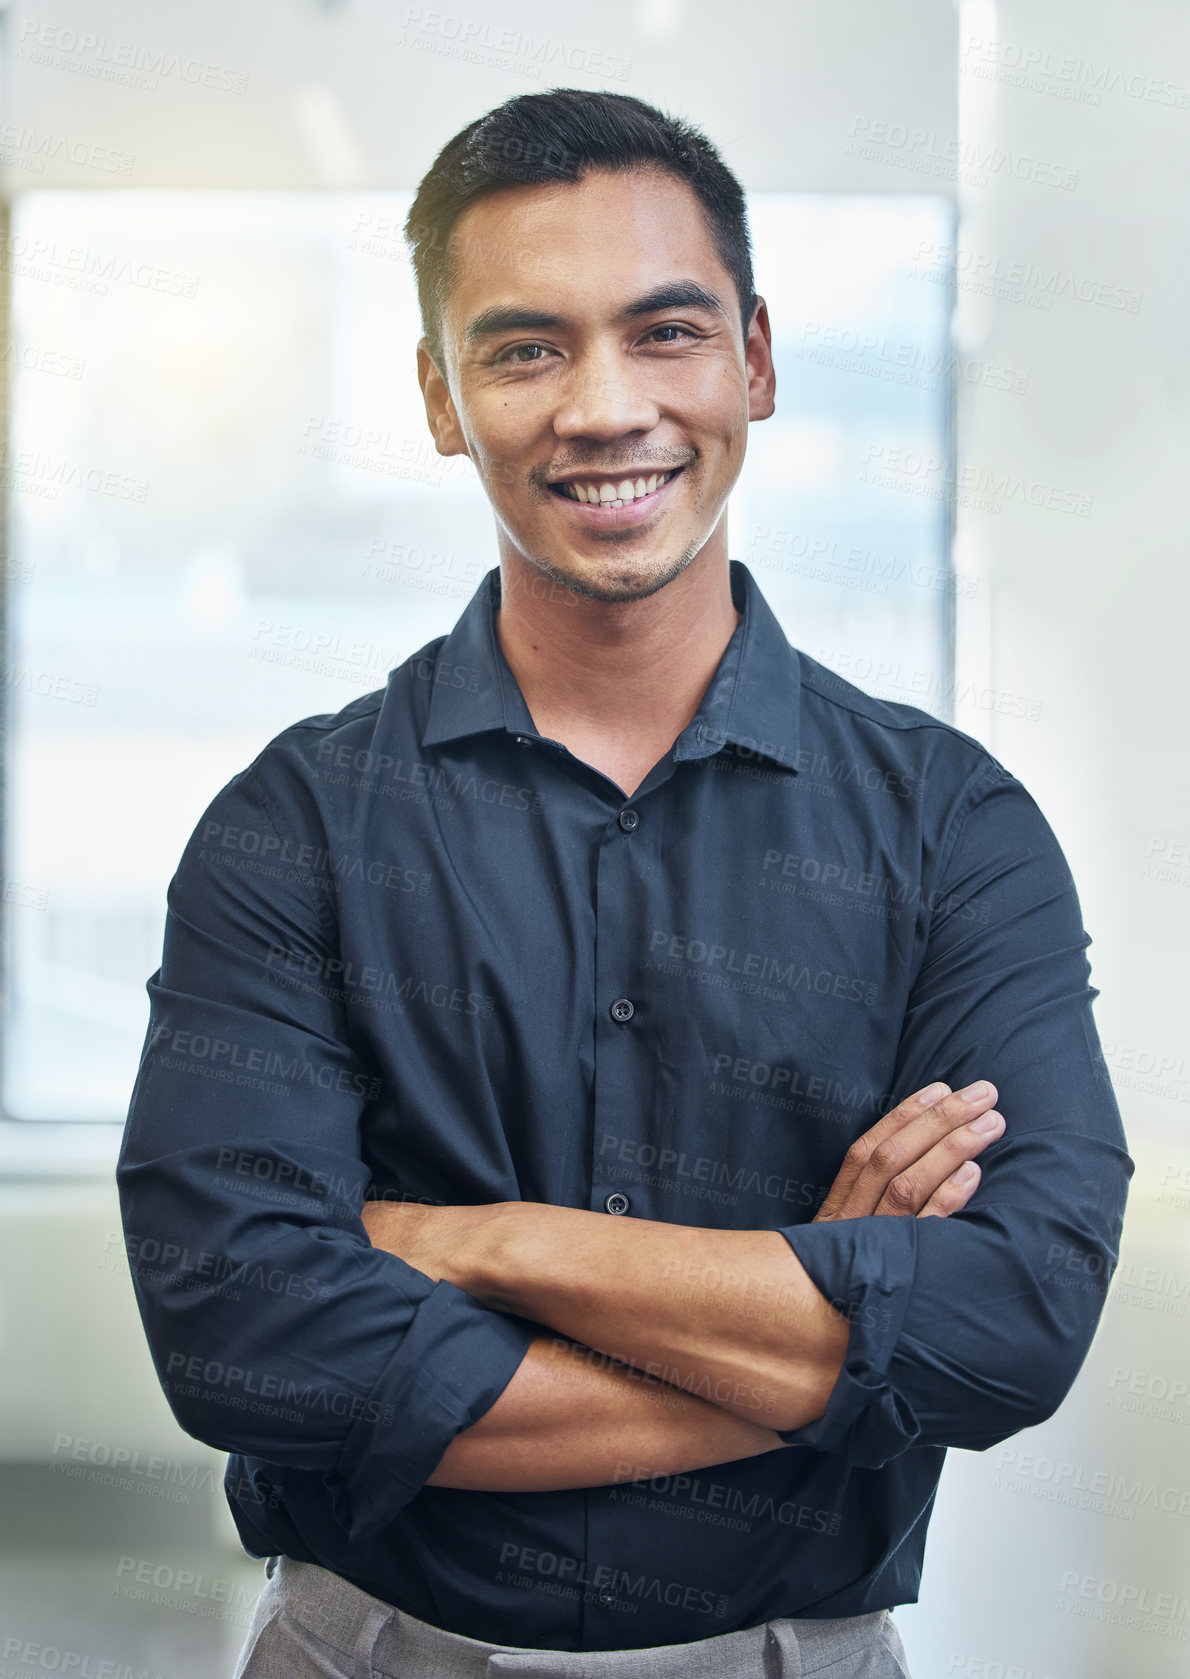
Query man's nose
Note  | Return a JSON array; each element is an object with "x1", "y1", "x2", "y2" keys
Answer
[{"x1": 551, "y1": 351, "x2": 660, "y2": 442}]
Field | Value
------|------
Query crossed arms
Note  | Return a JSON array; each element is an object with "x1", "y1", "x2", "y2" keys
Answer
[{"x1": 361, "y1": 1079, "x2": 1006, "y2": 1492}]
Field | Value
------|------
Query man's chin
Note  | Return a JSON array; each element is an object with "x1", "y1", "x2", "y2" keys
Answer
[{"x1": 520, "y1": 548, "x2": 699, "y2": 606}]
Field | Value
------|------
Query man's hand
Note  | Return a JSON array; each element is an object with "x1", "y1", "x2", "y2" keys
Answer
[{"x1": 813, "y1": 1080, "x2": 1004, "y2": 1223}]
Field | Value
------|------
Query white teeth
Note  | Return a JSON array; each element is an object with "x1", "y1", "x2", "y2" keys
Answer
[{"x1": 561, "y1": 469, "x2": 676, "y2": 505}]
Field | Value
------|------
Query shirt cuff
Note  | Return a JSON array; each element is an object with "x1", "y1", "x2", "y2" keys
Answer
[
  {"x1": 330, "y1": 1278, "x2": 537, "y2": 1540},
  {"x1": 775, "y1": 1216, "x2": 921, "y2": 1466}
]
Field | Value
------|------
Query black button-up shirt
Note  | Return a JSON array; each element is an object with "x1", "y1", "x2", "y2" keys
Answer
[{"x1": 117, "y1": 560, "x2": 1131, "y2": 1650}]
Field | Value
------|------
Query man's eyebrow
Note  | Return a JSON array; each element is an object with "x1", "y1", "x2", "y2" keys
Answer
[{"x1": 463, "y1": 281, "x2": 729, "y2": 344}]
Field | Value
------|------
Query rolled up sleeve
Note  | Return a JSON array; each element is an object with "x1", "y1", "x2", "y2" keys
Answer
[
  {"x1": 116, "y1": 755, "x2": 534, "y2": 1539},
  {"x1": 776, "y1": 760, "x2": 1133, "y2": 1466}
]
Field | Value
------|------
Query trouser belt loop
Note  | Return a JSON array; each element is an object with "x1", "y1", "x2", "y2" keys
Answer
[
  {"x1": 765, "y1": 1619, "x2": 804, "y2": 1679},
  {"x1": 353, "y1": 1604, "x2": 395, "y2": 1679}
]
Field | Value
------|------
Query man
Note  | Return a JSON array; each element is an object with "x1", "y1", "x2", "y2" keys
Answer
[{"x1": 117, "y1": 89, "x2": 1131, "y2": 1679}]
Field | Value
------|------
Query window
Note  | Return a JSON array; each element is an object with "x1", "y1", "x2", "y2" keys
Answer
[{"x1": 2, "y1": 190, "x2": 953, "y2": 1120}]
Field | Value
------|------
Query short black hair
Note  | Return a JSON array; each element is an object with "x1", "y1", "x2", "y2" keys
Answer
[{"x1": 404, "y1": 87, "x2": 758, "y2": 376}]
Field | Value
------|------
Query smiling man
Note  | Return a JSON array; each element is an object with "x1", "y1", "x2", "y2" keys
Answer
[{"x1": 117, "y1": 90, "x2": 1131, "y2": 1679}]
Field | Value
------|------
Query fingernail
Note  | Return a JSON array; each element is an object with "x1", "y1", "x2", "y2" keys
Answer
[
  {"x1": 919, "y1": 1083, "x2": 949, "y2": 1105},
  {"x1": 969, "y1": 1111, "x2": 1003, "y2": 1134},
  {"x1": 960, "y1": 1081, "x2": 990, "y2": 1102},
  {"x1": 950, "y1": 1161, "x2": 977, "y2": 1184}
]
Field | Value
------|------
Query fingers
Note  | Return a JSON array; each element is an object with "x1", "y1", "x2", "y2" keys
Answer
[
  {"x1": 816, "y1": 1081, "x2": 1002, "y2": 1221},
  {"x1": 871, "y1": 1098, "x2": 1004, "y2": 1217},
  {"x1": 814, "y1": 1082, "x2": 952, "y2": 1219},
  {"x1": 917, "y1": 1159, "x2": 981, "y2": 1219}
]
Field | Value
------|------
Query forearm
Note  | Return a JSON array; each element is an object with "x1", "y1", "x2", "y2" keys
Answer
[
  {"x1": 426, "y1": 1330, "x2": 785, "y2": 1491},
  {"x1": 361, "y1": 1086, "x2": 1008, "y2": 1443},
  {"x1": 464, "y1": 1206, "x2": 849, "y2": 1433}
]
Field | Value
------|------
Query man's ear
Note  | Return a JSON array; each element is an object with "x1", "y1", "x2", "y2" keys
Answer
[
  {"x1": 746, "y1": 298, "x2": 777, "y2": 424},
  {"x1": 417, "y1": 339, "x2": 470, "y2": 460}
]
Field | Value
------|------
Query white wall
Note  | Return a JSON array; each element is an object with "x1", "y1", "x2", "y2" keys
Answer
[
  {"x1": 1, "y1": 0, "x2": 956, "y2": 193},
  {"x1": 897, "y1": 4, "x2": 1190, "y2": 1676}
]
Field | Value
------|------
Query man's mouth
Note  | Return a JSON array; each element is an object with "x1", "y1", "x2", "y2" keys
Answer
[{"x1": 547, "y1": 467, "x2": 683, "y2": 508}]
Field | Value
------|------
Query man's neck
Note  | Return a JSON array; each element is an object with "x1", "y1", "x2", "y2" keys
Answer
[{"x1": 493, "y1": 550, "x2": 741, "y2": 797}]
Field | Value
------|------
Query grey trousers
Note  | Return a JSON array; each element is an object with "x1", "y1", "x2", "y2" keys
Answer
[{"x1": 233, "y1": 1556, "x2": 913, "y2": 1678}]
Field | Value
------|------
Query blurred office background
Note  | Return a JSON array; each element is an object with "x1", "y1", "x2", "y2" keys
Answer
[{"x1": 0, "y1": 0, "x2": 1186, "y2": 1672}]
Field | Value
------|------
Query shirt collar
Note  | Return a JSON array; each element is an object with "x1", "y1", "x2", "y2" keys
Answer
[{"x1": 419, "y1": 559, "x2": 802, "y2": 775}]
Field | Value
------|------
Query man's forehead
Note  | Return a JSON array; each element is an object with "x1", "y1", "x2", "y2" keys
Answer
[{"x1": 442, "y1": 168, "x2": 729, "y2": 330}]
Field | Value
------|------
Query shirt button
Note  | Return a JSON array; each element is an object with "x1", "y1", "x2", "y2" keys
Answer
[
  {"x1": 596, "y1": 1584, "x2": 618, "y2": 1605},
  {"x1": 514, "y1": 735, "x2": 532, "y2": 747},
  {"x1": 618, "y1": 808, "x2": 639, "y2": 831},
  {"x1": 609, "y1": 997, "x2": 635, "y2": 1023},
  {"x1": 604, "y1": 1192, "x2": 630, "y2": 1216}
]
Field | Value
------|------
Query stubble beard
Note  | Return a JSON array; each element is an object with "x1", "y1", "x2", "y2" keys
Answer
[{"x1": 524, "y1": 535, "x2": 707, "y2": 604}]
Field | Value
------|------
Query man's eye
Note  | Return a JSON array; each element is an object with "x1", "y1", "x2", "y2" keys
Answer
[
  {"x1": 648, "y1": 325, "x2": 696, "y2": 344},
  {"x1": 496, "y1": 342, "x2": 550, "y2": 364}
]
